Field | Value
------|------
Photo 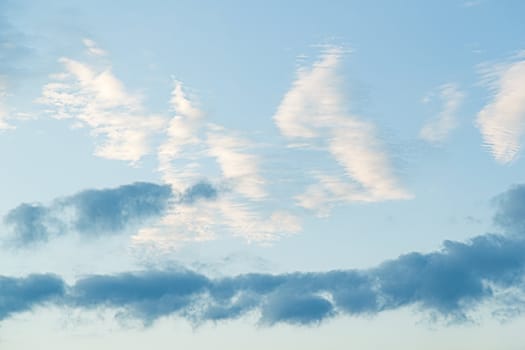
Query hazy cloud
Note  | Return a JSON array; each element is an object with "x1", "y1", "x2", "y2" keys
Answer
[{"x1": 419, "y1": 84, "x2": 464, "y2": 143}]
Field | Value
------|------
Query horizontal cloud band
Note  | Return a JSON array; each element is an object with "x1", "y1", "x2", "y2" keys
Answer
[{"x1": 3, "y1": 232, "x2": 525, "y2": 325}]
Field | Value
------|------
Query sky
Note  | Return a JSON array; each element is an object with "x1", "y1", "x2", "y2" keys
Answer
[{"x1": 1, "y1": 0, "x2": 525, "y2": 348}]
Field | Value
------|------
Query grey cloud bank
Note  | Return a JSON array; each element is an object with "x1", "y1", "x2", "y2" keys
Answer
[{"x1": 2, "y1": 184, "x2": 525, "y2": 326}]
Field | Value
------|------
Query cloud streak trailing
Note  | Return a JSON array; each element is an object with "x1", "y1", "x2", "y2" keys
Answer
[{"x1": 2, "y1": 185, "x2": 525, "y2": 326}]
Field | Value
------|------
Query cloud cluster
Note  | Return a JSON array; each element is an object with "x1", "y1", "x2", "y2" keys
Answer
[
  {"x1": 3, "y1": 184, "x2": 525, "y2": 326},
  {"x1": 274, "y1": 48, "x2": 412, "y2": 215}
]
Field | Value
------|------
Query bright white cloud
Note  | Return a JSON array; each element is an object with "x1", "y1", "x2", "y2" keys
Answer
[
  {"x1": 477, "y1": 59, "x2": 525, "y2": 163},
  {"x1": 274, "y1": 48, "x2": 412, "y2": 214},
  {"x1": 419, "y1": 84, "x2": 463, "y2": 144},
  {"x1": 38, "y1": 46, "x2": 166, "y2": 164}
]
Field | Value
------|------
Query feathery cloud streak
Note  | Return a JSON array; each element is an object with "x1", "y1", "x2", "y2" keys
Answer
[
  {"x1": 136, "y1": 82, "x2": 299, "y2": 247},
  {"x1": 477, "y1": 57, "x2": 525, "y2": 163},
  {"x1": 38, "y1": 40, "x2": 166, "y2": 163},
  {"x1": 274, "y1": 48, "x2": 411, "y2": 215}
]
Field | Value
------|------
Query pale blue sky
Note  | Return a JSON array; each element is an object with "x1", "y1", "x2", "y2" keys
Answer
[{"x1": 2, "y1": 1, "x2": 525, "y2": 349}]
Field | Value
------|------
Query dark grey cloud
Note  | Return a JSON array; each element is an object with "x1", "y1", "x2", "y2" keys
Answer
[
  {"x1": 2, "y1": 184, "x2": 525, "y2": 326},
  {"x1": 3, "y1": 181, "x2": 219, "y2": 246}
]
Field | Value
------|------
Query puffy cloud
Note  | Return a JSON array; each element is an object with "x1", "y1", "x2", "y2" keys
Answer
[
  {"x1": 274, "y1": 48, "x2": 411, "y2": 215},
  {"x1": 419, "y1": 84, "x2": 464, "y2": 143},
  {"x1": 477, "y1": 58, "x2": 525, "y2": 163},
  {"x1": 38, "y1": 43, "x2": 166, "y2": 163}
]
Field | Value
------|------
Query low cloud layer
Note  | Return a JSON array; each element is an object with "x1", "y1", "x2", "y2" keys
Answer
[
  {"x1": 3, "y1": 181, "x2": 219, "y2": 246},
  {"x1": 2, "y1": 185, "x2": 525, "y2": 326}
]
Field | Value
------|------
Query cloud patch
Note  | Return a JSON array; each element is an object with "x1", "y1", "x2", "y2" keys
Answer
[
  {"x1": 38, "y1": 41, "x2": 166, "y2": 164},
  {"x1": 274, "y1": 48, "x2": 411, "y2": 215},
  {"x1": 3, "y1": 181, "x2": 219, "y2": 246}
]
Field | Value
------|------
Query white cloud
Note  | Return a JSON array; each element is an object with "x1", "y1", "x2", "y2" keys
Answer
[
  {"x1": 419, "y1": 84, "x2": 463, "y2": 143},
  {"x1": 134, "y1": 81, "x2": 300, "y2": 248},
  {"x1": 157, "y1": 81, "x2": 204, "y2": 191},
  {"x1": 206, "y1": 129, "x2": 266, "y2": 200},
  {"x1": 477, "y1": 59, "x2": 525, "y2": 163},
  {"x1": 274, "y1": 48, "x2": 412, "y2": 214},
  {"x1": 82, "y1": 38, "x2": 107, "y2": 57},
  {"x1": 38, "y1": 47, "x2": 166, "y2": 164}
]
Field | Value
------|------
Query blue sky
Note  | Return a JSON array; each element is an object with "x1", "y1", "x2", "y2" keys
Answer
[{"x1": 2, "y1": 0, "x2": 525, "y2": 348}]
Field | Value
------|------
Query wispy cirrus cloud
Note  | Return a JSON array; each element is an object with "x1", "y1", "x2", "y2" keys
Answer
[
  {"x1": 38, "y1": 40, "x2": 166, "y2": 164},
  {"x1": 274, "y1": 48, "x2": 412, "y2": 215},
  {"x1": 419, "y1": 83, "x2": 464, "y2": 144},
  {"x1": 135, "y1": 82, "x2": 300, "y2": 247},
  {"x1": 4, "y1": 183, "x2": 525, "y2": 326},
  {"x1": 477, "y1": 55, "x2": 525, "y2": 163}
]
